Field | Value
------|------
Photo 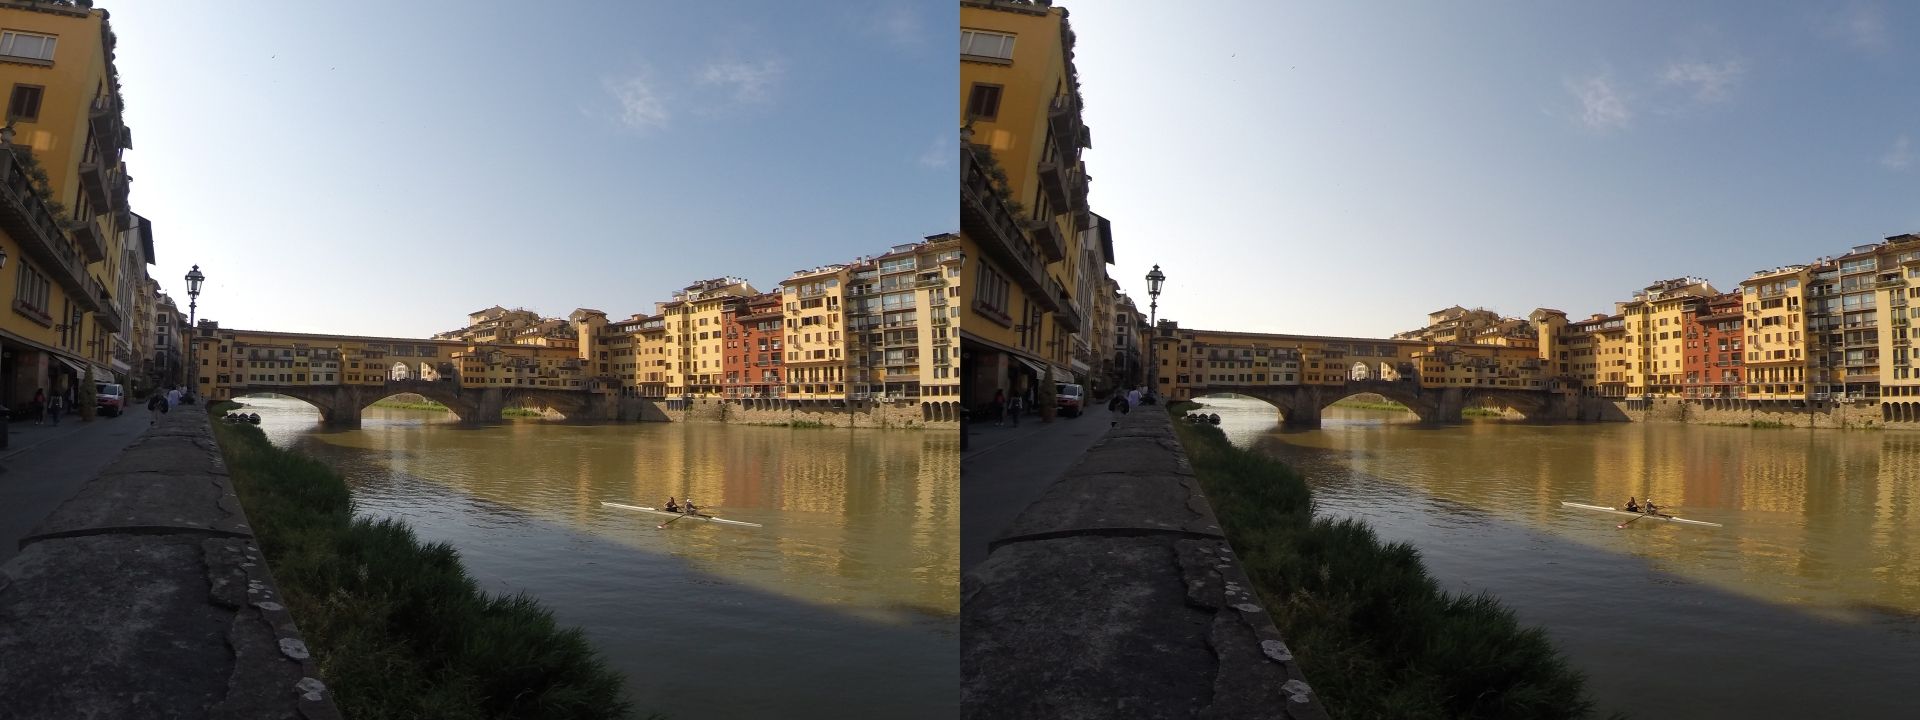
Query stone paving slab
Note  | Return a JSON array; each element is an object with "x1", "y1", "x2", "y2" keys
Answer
[
  {"x1": 963, "y1": 409, "x2": 1328, "y2": 720},
  {"x1": 0, "y1": 405, "x2": 339, "y2": 720}
]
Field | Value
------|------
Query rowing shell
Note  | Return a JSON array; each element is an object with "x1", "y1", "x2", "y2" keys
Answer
[
  {"x1": 1560, "y1": 502, "x2": 1722, "y2": 528},
  {"x1": 602, "y1": 501, "x2": 764, "y2": 528}
]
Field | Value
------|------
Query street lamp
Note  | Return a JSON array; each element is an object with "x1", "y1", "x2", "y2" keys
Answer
[
  {"x1": 185, "y1": 265, "x2": 205, "y2": 397},
  {"x1": 1145, "y1": 264, "x2": 1165, "y2": 393}
]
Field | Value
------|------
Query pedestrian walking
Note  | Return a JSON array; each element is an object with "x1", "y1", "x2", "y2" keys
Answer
[
  {"x1": 31, "y1": 388, "x2": 45, "y2": 424},
  {"x1": 992, "y1": 389, "x2": 1007, "y2": 426},
  {"x1": 48, "y1": 391, "x2": 63, "y2": 425},
  {"x1": 1007, "y1": 393, "x2": 1023, "y2": 427},
  {"x1": 166, "y1": 385, "x2": 182, "y2": 409},
  {"x1": 1127, "y1": 385, "x2": 1142, "y2": 409}
]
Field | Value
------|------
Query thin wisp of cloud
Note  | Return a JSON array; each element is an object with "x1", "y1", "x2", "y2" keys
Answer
[
  {"x1": 605, "y1": 72, "x2": 669, "y2": 131},
  {"x1": 1567, "y1": 73, "x2": 1630, "y2": 131},
  {"x1": 917, "y1": 133, "x2": 953, "y2": 169},
  {"x1": 1882, "y1": 135, "x2": 1912, "y2": 170},
  {"x1": 699, "y1": 59, "x2": 787, "y2": 105},
  {"x1": 1660, "y1": 60, "x2": 1743, "y2": 103}
]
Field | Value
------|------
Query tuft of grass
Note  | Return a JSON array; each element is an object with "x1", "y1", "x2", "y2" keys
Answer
[
  {"x1": 371, "y1": 399, "x2": 452, "y2": 412},
  {"x1": 1463, "y1": 407, "x2": 1509, "y2": 418},
  {"x1": 502, "y1": 407, "x2": 547, "y2": 418},
  {"x1": 1167, "y1": 404, "x2": 1598, "y2": 720},
  {"x1": 209, "y1": 420, "x2": 641, "y2": 719}
]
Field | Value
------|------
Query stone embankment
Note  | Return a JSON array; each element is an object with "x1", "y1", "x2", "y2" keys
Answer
[
  {"x1": 961, "y1": 409, "x2": 1327, "y2": 719},
  {"x1": 646, "y1": 396, "x2": 960, "y2": 429},
  {"x1": 0, "y1": 404, "x2": 340, "y2": 719},
  {"x1": 1599, "y1": 397, "x2": 1920, "y2": 430}
]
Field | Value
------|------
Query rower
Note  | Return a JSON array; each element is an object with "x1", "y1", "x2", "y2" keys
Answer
[
  {"x1": 1644, "y1": 498, "x2": 1661, "y2": 515},
  {"x1": 1624, "y1": 496, "x2": 1639, "y2": 512},
  {"x1": 664, "y1": 497, "x2": 680, "y2": 513},
  {"x1": 684, "y1": 498, "x2": 699, "y2": 515}
]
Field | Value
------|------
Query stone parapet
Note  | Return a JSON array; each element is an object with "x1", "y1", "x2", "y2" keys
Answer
[
  {"x1": 961, "y1": 409, "x2": 1328, "y2": 719},
  {"x1": 0, "y1": 404, "x2": 341, "y2": 720}
]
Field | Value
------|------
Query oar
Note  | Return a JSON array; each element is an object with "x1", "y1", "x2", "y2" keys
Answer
[
  {"x1": 1617, "y1": 512, "x2": 1648, "y2": 529},
  {"x1": 657, "y1": 511, "x2": 690, "y2": 530}
]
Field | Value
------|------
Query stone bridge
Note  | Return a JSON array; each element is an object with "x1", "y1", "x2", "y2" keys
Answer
[
  {"x1": 1208, "y1": 379, "x2": 1575, "y2": 428},
  {"x1": 232, "y1": 379, "x2": 611, "y2": 426}
]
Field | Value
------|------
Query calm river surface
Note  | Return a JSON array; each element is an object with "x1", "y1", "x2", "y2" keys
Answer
[
  {"x1": 1193, "y1": 395, "x2": 1920, "y2": 720},
  {"x1": 236, "y1": 396, "x2": 958, "y2": 719}
]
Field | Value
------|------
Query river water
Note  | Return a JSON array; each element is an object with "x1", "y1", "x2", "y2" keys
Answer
[
  {"x1": 1191, "y1": 395, "x2": 1920, "y2": 720},
  {"x1": 235, "y1": 395, "x2": 958, "y2": 719}
]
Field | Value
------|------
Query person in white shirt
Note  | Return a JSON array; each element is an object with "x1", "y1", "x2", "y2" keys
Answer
[
  {"x1": 165, "y1": 386, "x2": 182, "y2": 409},
  {"x1": 1126, "y1": 386, "x2": 1142, "y2": 408}
]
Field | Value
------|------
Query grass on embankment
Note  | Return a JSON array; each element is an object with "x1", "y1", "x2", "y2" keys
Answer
[
  {"x1": 207, "y1": 401, "x2": 638, "y2": 720},
  {"x1": 1331, "y1": 399, "x2": 1510, "y2": 418},
  {"x1": 1167, "y1": 401, "x2": 1600, "y2": 720},
  {"x1": 370, "y1": 398, "x2": 548, "y2": 419}
]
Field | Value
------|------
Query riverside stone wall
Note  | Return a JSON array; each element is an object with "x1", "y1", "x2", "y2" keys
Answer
[
  {"x1": 614, "y1": 397, "x2": 959, "y2": 429},
  {"x1": 1586, "y1": 397, "x2": 1919, "y2": 430}
]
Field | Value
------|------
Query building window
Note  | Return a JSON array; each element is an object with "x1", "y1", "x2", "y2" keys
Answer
[
  {"x1": 0, "y1": 31, "x2": 57, "y2": 63},
  {"x1": 960, "y1": 29, "x2": 1015, "y2": 62},
  {"x1": 7, "y1": 83, "x2": 41, "y2": 121},
  {"x1": 966, "y1": 83, "x2": 1003, "y2": 121}
]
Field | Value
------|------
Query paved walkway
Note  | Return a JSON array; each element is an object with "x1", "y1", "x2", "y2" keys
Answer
[
  {"x1": 962, "y1": 406, "x2": 1329, "y2": 719},
  {"x1": 1, "y1": 405, "x2": 157, "y2": 565},
  {"x1": 961, "y1": 401, "x2": 1140, "y2": 573},
  {"x1": 0, "y1": 403, "x2": 339, "y2": 719}
]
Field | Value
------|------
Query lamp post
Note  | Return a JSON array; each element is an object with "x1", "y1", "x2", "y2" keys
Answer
[
  {"x1": 185, "y1": 265, "x2": 204, "y2": 397},
  {"x1": 1145, "y1": 264, "x2": 1165, "y2": 394}
]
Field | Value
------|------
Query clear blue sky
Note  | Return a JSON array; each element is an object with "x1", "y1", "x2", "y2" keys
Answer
[
  {"x1": 111, "y1": 1, "x2": 955, "y2": 337},
  {"x1": 1077, "y1": 1, "x2": 1920, "y2": 337}
]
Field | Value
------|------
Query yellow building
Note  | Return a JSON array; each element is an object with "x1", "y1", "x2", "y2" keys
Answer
[
  {"x1": 0, "y1": 1, "x2": 137, "y2": 414},
  {"x1": 656, "y1": 277, "x2": 755, "y2": 400},
  {"x1": 1871, "y1": 236, "x2": 1920, "y2": 418},
  {"x1": 960, "y1": 0, "x2": 1093, "y2": 417},
  {"x1": 1149, "y1": 322, "x2": 1550, "y2": 402},
  {"x1": 781, "y1": 264, "x2": 849, "y2": 401},
  {"x1": 1616, "y1": 277, "x2": 1718, "y2": 399},
  {"x1": 1739, "y1": 265, "x2": 1814, "y2": 402}
]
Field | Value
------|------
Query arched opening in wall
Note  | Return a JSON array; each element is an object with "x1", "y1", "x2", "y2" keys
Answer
[
  {"x1": 365, "y1": 392, "x2": 461, "y2": 422},
  {"x1": 228, "y1": 391, "x2": 326, "y2": 422},
  {"x1": 1314, "y1": 388, "x2": 1431, "y2": 424},
  {"x1": 390, "y1": 362, "x2": 413, "y2": 381},
  {"x1": 1189, "y1": 391, "x2": 1303, "y2": 427}
]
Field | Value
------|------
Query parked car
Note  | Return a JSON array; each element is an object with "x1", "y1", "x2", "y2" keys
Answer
[
  {"x1": 1055, "y1": 382, "x2": 1085, "y2": 418},
  {"x1": 95, "y1": 382, "x2": 125, "y2": 417}
]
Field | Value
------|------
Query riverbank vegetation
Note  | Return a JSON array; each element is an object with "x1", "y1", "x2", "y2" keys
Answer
[
  {"x1": 371, "y1": 396, "x2": 549, "y2": 419},
  {"x1": 1168, "y1": 401, "x2": 1598, "y2": 719},
  {"x1": 1329, "y1": 398, "x2": 1409, "y2": 412},
  {"x1": 207, "y1": 401, "x2": 637, "y2": 719}
]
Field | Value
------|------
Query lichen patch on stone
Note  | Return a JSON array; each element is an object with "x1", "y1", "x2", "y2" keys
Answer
[{"x1": 279, "y1": 638, "x2": 310, "y2": 660}]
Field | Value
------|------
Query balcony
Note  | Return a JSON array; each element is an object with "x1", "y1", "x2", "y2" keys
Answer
[
  {"x1": 0, "y1": 151, "x2": 99, "y2": 312},
  {"x1": 1053, "y1": 286, "x2": 1085, "y2": 331},
  {"x1": 915, "y1": 275, "x2": 947, "y2": 288},
  {"x1": 77, "y1": 158, "x2": 112, "y2": 213},
  {"x1": 69, "y1": 215, "x2": 106, "y2": 263},
  {"x1": 92, "y1": 288, "x2": 124, "y2": 333},
  {"x1": 1028, "y1": 214, "x2": 1067, "y2": 262},
  {"x1": 932, "y1": 315, "x2": 951, "y2": 326},
  {"x1": 1036, "y1": 158, "x2": 1071, "y2": 210},
  {"x1": 1048, "y1": 93, "x2": 1088, "y2": 160},
  {"x1": 960, "y1": 146, "x2": 1056, "y2": 310},
  {"x1": 89, "y1": 94, "x2": 123, "y2": 155}
]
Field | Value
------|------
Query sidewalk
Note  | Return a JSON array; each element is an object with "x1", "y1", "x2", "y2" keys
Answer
[
  {"x1": 0, "y1": 403, "x2": 340, "y2": 719},
  {"x1": 961, "y1": 406, "x2": 1329, "y2": 719},
  {"x1": 3, "y1": 408, "x2": 119, "y2": 462},
  {"x1": 961, "y1": 402, "x2": 1124, "y2": 572}
]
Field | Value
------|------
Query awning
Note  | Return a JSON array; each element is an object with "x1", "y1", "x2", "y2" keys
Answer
[
  {"x1": 93, "y1": 365, "x2": 116, "y2": 383},
  {"x1": 54, "y1": 355, "x2": 88, "y2": 378},
  {"x1": 1013, "y1": 356, "x2": 1048, "y2": 379}
]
